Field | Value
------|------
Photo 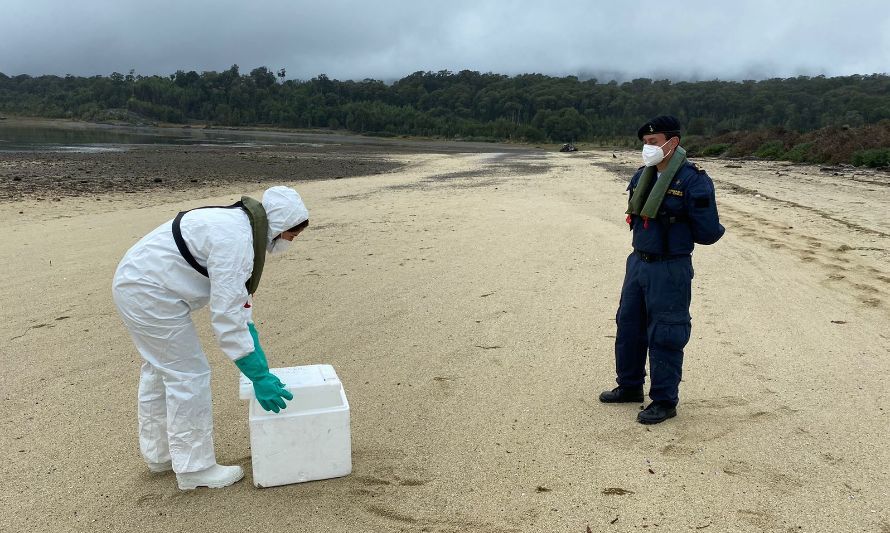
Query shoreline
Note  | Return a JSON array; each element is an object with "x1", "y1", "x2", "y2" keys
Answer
[
  {"x1": 0, "y1": 114, "x2": 556, "y2": 151},
  {"x1": 0, "y1": 116, "x2": 553, "y2": 202}
]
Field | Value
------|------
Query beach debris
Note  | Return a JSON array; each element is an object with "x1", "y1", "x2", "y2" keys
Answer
[
  {"x1": 475, "y1": 344, "x2": 503, "y2": 350},
  {"x1": 648, "y1": 468, "x2": 655, "y2": 474},
  {"x1": 480, "y1": 292, "x2": 496, "y2": 298},
  {"x1": 536, "y1": 485, "x2": 551, "y2": 493},
  {"x1": 724, "y1": 164, "x2": 742, "y2": 168},
  {"x1": 831, "y1": 320, "x2": 847, "y2": 324},
  {"x1": 602, "y1": 487, "x2": 634, "y2": 495}
]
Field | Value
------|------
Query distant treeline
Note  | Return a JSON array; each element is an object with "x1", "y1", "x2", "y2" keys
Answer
[{"x1": 1, "y1": 66, "x2": 889, "y2": 166}]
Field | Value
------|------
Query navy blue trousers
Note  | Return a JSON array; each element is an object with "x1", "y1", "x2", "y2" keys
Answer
[{"x1": 614, "y1": 252, "x2": 693, "y2": 406}]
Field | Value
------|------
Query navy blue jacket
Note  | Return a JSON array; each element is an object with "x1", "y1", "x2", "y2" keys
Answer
[{"x1": 627, "y1": 160, "x2": 725, "y2": 255}]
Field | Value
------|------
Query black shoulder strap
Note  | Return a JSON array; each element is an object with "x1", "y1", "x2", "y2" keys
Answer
[{"x1": 171, "y1": 201, "x2": 243, "y2": 278}]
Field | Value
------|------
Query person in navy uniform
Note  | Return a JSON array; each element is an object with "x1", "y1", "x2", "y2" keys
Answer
[{"x1": 599, "y1": 115, "x2": 725, "y2": 424}]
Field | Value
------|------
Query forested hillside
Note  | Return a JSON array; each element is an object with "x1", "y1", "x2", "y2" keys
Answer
[{"x1": 2, "y1": 67, "x2": 888, "y2": 166}]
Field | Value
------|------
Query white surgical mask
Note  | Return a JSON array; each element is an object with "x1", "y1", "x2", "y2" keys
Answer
[
  {"x1": 642, "y1": 140, "x2": 673, "y2": 167},
  {"x1": 267, "y1": 236, "x2": 292, "y2": 255}
]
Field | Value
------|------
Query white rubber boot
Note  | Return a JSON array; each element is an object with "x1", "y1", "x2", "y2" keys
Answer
[
  {"x1": 176, "y1": 464, "x2": 244, "y2": 490},
  {"x1": 147, "y1": 460, "x2": 173, "y2": 473}
]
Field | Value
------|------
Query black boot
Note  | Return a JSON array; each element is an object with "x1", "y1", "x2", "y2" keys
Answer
[
  {"x1": 598, "y1": 386, "x2": 644, "y2": 403},
  {"x1": 637, "y1": 401, "x2": 677, "y2": 424}
]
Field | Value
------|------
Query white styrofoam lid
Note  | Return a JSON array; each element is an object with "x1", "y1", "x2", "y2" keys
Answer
[{"x1": 239, "y1": 364, "x2": 340, "y2": 400}]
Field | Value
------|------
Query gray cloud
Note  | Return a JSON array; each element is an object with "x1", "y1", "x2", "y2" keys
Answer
[{"x1": 1, "y1": 0, "x2": 888, "y2": 81}]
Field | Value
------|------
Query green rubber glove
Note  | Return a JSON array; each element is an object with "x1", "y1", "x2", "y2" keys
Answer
[
  {"x1": 235, "y1": 351, "x2": 293, "y2": 413},
  {"x1": 247, "y1": 322, "x2": 283, "y2": 387},
  {"x1": 247, "y1": 322, "x2": 267, "y2": 364}
]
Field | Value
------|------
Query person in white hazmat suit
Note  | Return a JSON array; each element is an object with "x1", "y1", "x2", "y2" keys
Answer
[{"x1": 112, "y1": 186, "x2": 309, "y2": 490}]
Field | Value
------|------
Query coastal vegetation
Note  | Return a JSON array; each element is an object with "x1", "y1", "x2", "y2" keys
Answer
[{"x1": 1, "y1": 67, "x2": 888, "y2": 166}]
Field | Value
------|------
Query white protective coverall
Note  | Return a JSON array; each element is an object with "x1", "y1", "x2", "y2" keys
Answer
[{"x1": 112, "y1": 186, "x2": 309, "y2": 473}]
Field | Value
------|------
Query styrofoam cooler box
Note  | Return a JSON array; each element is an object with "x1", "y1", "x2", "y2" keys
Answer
[{"x1": 239, "y1": 364, "x2": 352, "y2": 488}]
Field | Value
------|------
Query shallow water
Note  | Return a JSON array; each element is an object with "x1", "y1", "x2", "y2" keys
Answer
[{"x1": 0, "y1": 121, "x2": 323, "y2": 152}]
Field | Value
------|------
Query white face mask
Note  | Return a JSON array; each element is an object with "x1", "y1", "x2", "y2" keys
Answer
[
  {"x1": 642, "y1": 140, "x2": 673, "y2": 167},
  {"x1": 267, "y1": 236, "x2": 292, "y2": 255}
]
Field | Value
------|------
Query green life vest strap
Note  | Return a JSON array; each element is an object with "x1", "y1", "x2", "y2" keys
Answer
[
  {"x1": 626, "y1": 146, "x2": 688, "y2": 220},
  {"x1": 239, "y1": 195, "x2": 268, "y2": 295},
  {"x1": 170, "y1": 196, "x2": 269, "y2": 295}
]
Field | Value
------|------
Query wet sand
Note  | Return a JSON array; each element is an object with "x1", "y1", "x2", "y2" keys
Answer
[{"x1": 1, "y1": 141, "x2": 888, "y2": 532}]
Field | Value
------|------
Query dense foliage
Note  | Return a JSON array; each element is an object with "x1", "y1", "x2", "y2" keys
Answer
[{"x1": 1, "y1": 66, "x2": 889, "y2": 166}]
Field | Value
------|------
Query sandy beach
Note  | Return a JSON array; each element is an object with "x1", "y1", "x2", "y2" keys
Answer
[{"x1": 1, "y1": 141, "x2": 888, "y2": 532}]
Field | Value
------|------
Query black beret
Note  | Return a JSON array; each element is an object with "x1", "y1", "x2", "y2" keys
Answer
[{"x1": 637, "y1": 115, "x2": 682, "y2": 140}]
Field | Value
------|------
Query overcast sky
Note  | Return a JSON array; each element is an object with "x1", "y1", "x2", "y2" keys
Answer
[{"x1": 2, "y1": 0, "x2": 888, "y2": 82}]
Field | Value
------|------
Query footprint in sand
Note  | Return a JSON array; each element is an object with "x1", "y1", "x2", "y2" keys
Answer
[
  {"x1": 854, "y1": 283, "x2": 880, "y2": 294},
  {"x1": 135, "y1": 493, "x2": 164, "y2": 507},
  {"x1": 659, "y1": 443, "x2": 696, "y2": 457},
  {"x1": 748, "y1": 410, "x2": 777, "y2": 421},
  {"x1": 721, "y1": 459, "x2": 751, "y2": 476},
  {"x1": 365, "y1": 504, "x2": 419, "y2": 524},
  {"x1": 351, "y1": 473, "x2": 428, "y2": 498},
  {"x1": 861, "y1": 297, "x2": 881, "y2": 307}
]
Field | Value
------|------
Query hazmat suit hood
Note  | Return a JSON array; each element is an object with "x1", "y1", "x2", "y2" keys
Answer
[{"x1": 261, "y1": 186, "x2": 309, "y2": 247}]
